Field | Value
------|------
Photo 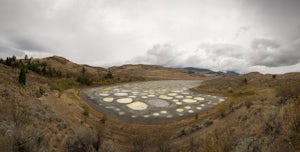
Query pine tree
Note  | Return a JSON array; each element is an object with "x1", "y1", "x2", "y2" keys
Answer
[{"x1": 18, "y1": 68, "x2": 26, "y2": 85}]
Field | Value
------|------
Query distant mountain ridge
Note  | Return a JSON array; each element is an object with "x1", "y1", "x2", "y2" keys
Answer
[{"x1": 183, "y1": 67, "x2": 239, "y2": 76}]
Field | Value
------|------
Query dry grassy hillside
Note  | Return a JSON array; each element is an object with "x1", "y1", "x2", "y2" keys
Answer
[
  {"x1": 33, "y1": 56, "x2": 108, "y2": 80},
  {"x1": 33, "y1": 56, "x2": 209, "y2": 82},
  {"x1": 193, "y1": 72, "x2": 300, "y2": 152},
  {"x1": 109, "y1": 64, "x2": 208, "y2": 81}
]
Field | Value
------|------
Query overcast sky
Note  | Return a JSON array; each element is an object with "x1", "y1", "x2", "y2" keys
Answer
[{"x1": 0, "y1": 0, "x2": 300, "y2": 74}]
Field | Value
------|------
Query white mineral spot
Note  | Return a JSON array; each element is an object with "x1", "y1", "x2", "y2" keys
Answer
[
  {"x1": 172, "y1": 90, "x2": 182, "y2": 93},
  {"x1": 176, "y1": 108, "x2": 184, "y2": 112},
  {"x1": 103, "y1": 88, "x2": 111, "y2": 91},
  {"x1": 186, "y1": 96, "x2": 193, "y2": 98},
  {"x1": 113, "y1": 89, "x2": 120, "y2": 92},
  {"x1": 148, "y1": 94, "x2": 155, "y2": 97},
  {"x1": 103, "y1": 97, "x2": 114, "y2": 102},
  {"x1": 176, "y1": 102, "x2": 182, "y2": 105},
  {"x1": 183, "y1": 99, "x2": 197, "y2": 103},
  {"x1": 141, "y1": 96, "x2": 148, "y2": 99},
  {"x1": 131, "y1": 115, "x2": 137, "y2": 118},
  {"x1": 167, "y1": 115, "x2": 173, "y2": 118},
  {"x1": 182, "y1": 92, "x2": 189, "y2": 95},
  {"x1": 114, "y1": 92, "x2": 128, "y2": 96},
  {"x1": 172, "y1": 99, "x2": 179, "y2": 102},
  {"x1": 159, "y1": 95, "x2": 173, "y2": 100},
  {"x1": 121, "y1": 89, "x2": 131, "y2": 92},
  {"x1": 115, "y1": 108, "x2": 121, "y2": 111},
  {"x1": 196, "y1": 107, "x2": 202, "y2": 110},
  {"x1": 175, "y1": 95, "x2": 184, "y2": 99},
  {"x1": 143, "y1": 115, "x2": 149, "y2": 118},
  {"x1": 195, "y1": 97, "x2": 205, "y2": 101},
  {"x1": 160, "y1": 110, "x2": 167, "y2": 114},
  {"x1": 117, "y1": 98, "x2": 133, "y2": 104},
  {"x1": 118, "y1": 111, "x2": 125, "y2": 115},
  {"x1": 184, "y1": 106, "x2": 191, "y2": 109},
  {"x1": 148, "y1": 99, "x2": 170, "y2": 107},
  {"x1": 188, "y1": 110, "x2": 194, "y2": 113},
  {"x1": 127, "y1": 102, "x2": 148, "y2": 110},
  {"x1": 168, "y1": 93, "x2": 177, "y2": 96},
  {"x1": 99, "y1": 93, "x2": 109, "y2": 96},
  {"x1": 219, "y1": 98, "x2": 225, "y2": 102},
  {"x1": 201, "y1": 104, "x2": 205, "y2": 107},
  {"x1": 153, "y1": 113, "x2": 160, "y2": 116},
  {"x1": 129, "y1": 96, "x2": 136, "y2": 98}
]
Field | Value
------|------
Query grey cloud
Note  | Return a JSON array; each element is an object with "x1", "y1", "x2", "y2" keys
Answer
[
  {"x1": 0, "y1": 46, "x2": 25, "y2": 58},
  {"x1": 249, "y1": 38, "x2": 300, "y2": 67},
  {"x1": 12, "y1": 38, "x2": 47, "y2": 52},
  {"x1": 233, "y1": 26, "x2": 250, "y2": 40},
  {"x1": 0, "y1": 0, "x2": 299, "y2": 74},
  {"x1": 251, "y1": 38, "x2": 280, "y2": 50},
  {"x1": 129, "y1": 44, "x2": 182, "y2": 66},
  {"x1": 130, "y1": 43, "x2": 250, "y2": 72}
]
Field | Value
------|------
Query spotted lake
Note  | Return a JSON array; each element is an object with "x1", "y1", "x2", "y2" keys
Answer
[{"x1": 80, "y1": 80, "x2": 226, "y2": 124}]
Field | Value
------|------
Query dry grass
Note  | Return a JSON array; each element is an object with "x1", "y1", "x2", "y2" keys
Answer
[{"x1": 192, "y1": 72, "x2": 300, "y2": 152}]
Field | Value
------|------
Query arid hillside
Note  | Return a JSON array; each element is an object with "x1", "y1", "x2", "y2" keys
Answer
[
  {"x1": 32, "y1": 56, "x2": 210, "y2": 81},
  {"x1": 193, "y1": 72, "x2": 300, "y2": 152},
  {"x1": 109, "y1": 64, "x2": 208, "y2": 81},
  {"x1": 33, "y1": 56, "x2": 108, "y2": 80}
]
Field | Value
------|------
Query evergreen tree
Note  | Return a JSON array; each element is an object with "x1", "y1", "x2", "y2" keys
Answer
[
  {"x1": 104, "y1": 71, "x2": 113, "y2": 79},
  {"x1": 18, "y1": 68, "x2": 26, "y2": 85}
]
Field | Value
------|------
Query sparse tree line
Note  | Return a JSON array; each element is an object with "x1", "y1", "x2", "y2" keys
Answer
[
  {"x1": 0, "y1": 55, "x2": 115, "y2": 86},
  {"x1": 0, "y1": 55, "x2": 62, "y2": 85},
  {"x1": 0, "y1": 55, "x2": 62, "y2": 77}
]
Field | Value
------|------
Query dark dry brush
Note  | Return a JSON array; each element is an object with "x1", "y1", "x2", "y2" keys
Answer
[{"x1": 194, "y1": 72, "x2": 300, "y2": 152}]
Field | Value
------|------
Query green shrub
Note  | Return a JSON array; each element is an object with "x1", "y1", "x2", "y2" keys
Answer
[
  {"x1": 77, "y1": 75, "x2": 92, "y2": 85},
  {"x1": 104, "y1": 71, "x2": 113, "y2": 79},
  {"x1": 18, "y1": 68, "x2": 26, "y2": 85},
  {"x1": 36, "y1": 87, "x2": 46, "y2": 98},
  {"x1": 82, "y1": 106, "x2": 89, "y2": 116}
]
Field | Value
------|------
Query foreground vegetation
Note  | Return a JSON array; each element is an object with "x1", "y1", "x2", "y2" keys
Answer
[{"x1": 194, "y1": 73, "x2": 300, "y2": 151}]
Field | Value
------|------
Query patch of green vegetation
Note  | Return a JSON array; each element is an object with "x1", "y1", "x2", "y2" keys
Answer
[
  {"x1": 18, "y1": 67, "x2": 26, "y2": 85},
  {"x1": 36, "y1": 86, "x2": 46, "y2": 98},
  {"x1": 77, "y1": 67, "x2": 92, "y2": 85},
  {"x1": 50, "y1": 78, "x2": 79, "y2": 91}
]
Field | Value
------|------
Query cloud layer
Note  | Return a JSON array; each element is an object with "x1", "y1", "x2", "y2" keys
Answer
[{"x1": 0, "y1": 0, "x2": 299, "y2": 74}]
